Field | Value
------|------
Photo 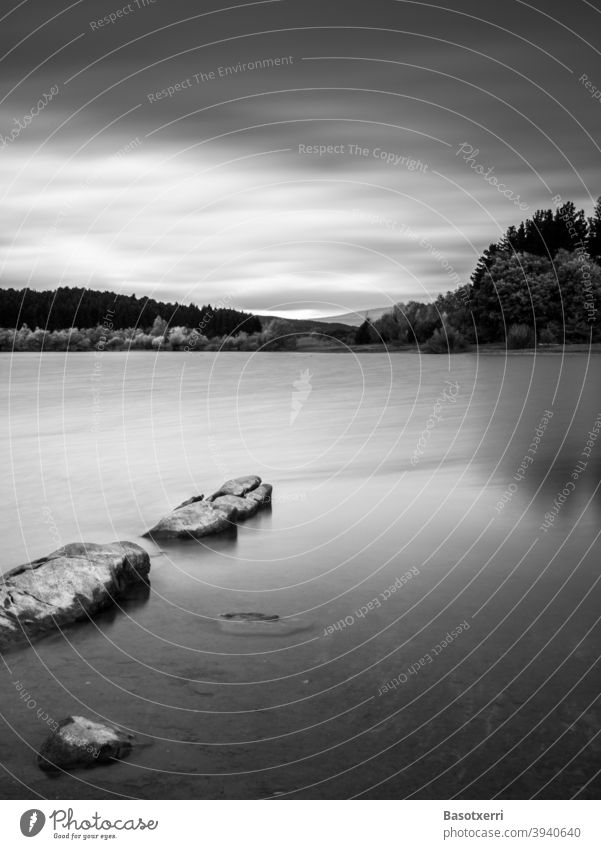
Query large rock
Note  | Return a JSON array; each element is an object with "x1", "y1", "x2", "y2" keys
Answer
[
  {"x1": 207, "y1": 475, "x2": 262, "y2": 501},
  {"x1": 38, "y1": 716, "x2": 133, "y2": 772},
  {"x1": 0, "y1": 542, "x2": 150, "y2": 652},
  {"x1": 144, "y1": 499, "x2": 238, "y2": 540}
]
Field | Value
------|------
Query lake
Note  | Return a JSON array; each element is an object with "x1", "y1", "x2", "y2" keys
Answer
[{"x1": 0, "y1": 351, "x2": 600, "y2": 799}]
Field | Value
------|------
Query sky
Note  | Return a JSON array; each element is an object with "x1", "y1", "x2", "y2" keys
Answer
[{"x1": 1, "y1": 0, "x2": 600, "y2": 320}]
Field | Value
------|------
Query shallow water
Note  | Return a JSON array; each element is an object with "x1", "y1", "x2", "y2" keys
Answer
[{"x1": 0, "y1": 350, "x2": 600, "y2": 799}]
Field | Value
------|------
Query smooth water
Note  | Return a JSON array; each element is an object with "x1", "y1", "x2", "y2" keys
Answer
[{"x1": 0, "y1": 351, "x2": 600, "y2": 799}]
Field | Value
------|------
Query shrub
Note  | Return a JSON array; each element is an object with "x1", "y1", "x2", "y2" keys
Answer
[
  {"x1": 539, "y1": 326, "x2": 558, "y2": 345},
  {"x1": 425, "y1": 326, "x2": 469, "y2": 354},
  {"x1": 506, "y1": 323, "x2": 534, "y2": 349}
]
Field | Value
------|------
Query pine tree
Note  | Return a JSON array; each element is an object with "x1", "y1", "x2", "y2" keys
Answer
[
  {"x1": 354, "y1": 319, "x2": 374, "y2": 345},
  {"x1": 587, "y1": 196, "x2": 601, "y2": 261}
]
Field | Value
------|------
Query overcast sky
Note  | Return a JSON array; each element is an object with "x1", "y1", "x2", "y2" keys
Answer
[{"x1": 1, "y1": 0, "x2": 600, "y2": 319}]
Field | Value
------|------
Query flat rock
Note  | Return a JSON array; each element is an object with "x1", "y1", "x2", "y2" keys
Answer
[
  {"x1": 207, "y1": 475, "x2": 262, "y2": 501},
  {"x1": 38, "y1": 716, "x2": 134, "y2": 771},
  {"x1": 144, "y1": 499, "x2": 237, "y2": 540},
  {"x1": 0, "y1": 542, "x2": 150, "y2": 652}
]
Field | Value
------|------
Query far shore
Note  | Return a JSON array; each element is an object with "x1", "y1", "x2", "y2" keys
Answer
[{"x1": 2, "y1": 342, "x2": 600, "y2": 355}]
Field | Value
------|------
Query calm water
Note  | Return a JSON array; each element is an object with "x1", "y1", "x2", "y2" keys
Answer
[{"x1": 0, "y1": 351, "x2": 600, "y2": 799}]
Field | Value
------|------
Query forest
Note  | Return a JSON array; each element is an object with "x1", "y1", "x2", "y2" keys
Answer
[
  {"x1": 357, "y1": 198, "x2": 601, "y2": 351},
  {"x1": 0, "y1": 286, "x2": 263, "y2": 351}
]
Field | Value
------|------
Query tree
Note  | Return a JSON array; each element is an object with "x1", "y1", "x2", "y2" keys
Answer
[
  {"x1": 354, "y1": 318, "x2": 375, "y2": 345},
  {"x1": 261, "y1": 319, "x2": 297, "y2": 350},
  {"x1": 150, "y1": 315, "x2": 168, "y2": 337},
  {"x1": 587, "y1": 196, "x2": 601, "y2": 262}
]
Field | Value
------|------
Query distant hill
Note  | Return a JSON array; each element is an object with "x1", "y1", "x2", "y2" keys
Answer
[
  {"x1": 308, "y1": 307, "x2": 395, "y2": 327},
  {"x1": 256, "y1": 315, "x2": 354, "y2": 336}
]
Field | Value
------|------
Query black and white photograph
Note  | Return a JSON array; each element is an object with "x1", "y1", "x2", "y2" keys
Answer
[{"x1": 0, "y1": 0, "x2": 600, "y2": 838}]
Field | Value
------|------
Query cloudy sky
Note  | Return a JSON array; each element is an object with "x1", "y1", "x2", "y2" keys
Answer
[{"x1": 1, "y1": 0, "x2": 600, "y2": 319}]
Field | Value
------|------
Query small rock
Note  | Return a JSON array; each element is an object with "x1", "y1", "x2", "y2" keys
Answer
[
  {"x1": 207, "y1": 475, "x2": 262, "y2": 501},
  {"x1": 174, "y1": 494, "x2": 204, "y2": 510},
  {"x1": 38, "y1": 716, "x2": 134, "y2": 772}
]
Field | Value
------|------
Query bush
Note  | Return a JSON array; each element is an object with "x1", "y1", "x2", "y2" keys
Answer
[
  {"x1": 506, "y1": 323, "x2": 534, "y2": 349},
  {"x1": 425, "y1": 326, "x2": 469, "y2": 354},
  {"x1": 538, "y1": 324, "x2": 559, "y2": 345}
]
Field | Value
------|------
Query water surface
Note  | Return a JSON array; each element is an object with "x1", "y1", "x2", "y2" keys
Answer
[{"x1": 1, "y1": 351, "x2": 599, "y2": 799}]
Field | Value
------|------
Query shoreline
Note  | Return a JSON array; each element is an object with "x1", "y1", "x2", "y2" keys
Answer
[{"x1": 1, "y1": 343, "x2": 600, "y2": 355}]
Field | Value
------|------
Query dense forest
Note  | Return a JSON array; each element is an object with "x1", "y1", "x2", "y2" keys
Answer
[
  {"x1": 0, "y1": 286, "x2": 261, "y2": 335},
  {"x1": 356, "y1": 198, "x2": 601, "y2": 351},
  {"x1": 0, "y1": 286, "x2": 263, "y2": 351}
]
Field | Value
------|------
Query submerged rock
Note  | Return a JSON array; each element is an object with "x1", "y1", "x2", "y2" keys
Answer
[
  {"x1": 0, "y1": 542, "x2": 150, "y2": 651},
  {"x1": 218, "y1": 612, "x2": 313, "y2": 637},
  {"x1": 146, "y1": 477, "x2": 272, "y2": 539},
  {"x1": 207, "y1": 475, "x2": 262, "y2": 501},
  {"x1": 144, "y1": 499, "x2": 237, "y2": 540},
  {"x1": 221, "y1": 612, "x2": 280, "y2": 622},
  {"x1": 38, "y1": 716, "x2": 133, "y2": 771}
]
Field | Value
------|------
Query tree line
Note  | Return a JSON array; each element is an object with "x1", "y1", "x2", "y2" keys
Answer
[
  {"x1": 355, "y1": 198, "x2": 601, "y2": 350},
  {"x1": 0, "y1": 286, "x2": 261, "y2": 337}
]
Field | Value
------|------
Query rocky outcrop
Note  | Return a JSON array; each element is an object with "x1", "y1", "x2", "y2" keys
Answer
[
  {"x1": 0, "y1": 542, "x2": 150, "y2": 652},
  {"x1": 38, "y1": 716, "x2": 134, "y2": 771},
  {"x1": 145, "y1": 476, "x2": 272, "y2": 540}
]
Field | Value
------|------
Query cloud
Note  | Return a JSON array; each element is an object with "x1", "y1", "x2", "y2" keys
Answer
[{"x1": 0, "y1": 0, "x2": 599, "y2": 317}]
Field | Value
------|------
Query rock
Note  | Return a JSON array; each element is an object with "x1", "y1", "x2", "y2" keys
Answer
[
  {"x1": 207, "y1": 475, "x2": 262, "y2": 501},
  {"x1": 175, "y1": 494, "x2": 204, "y2": 510},
  {"x1": 211, "y1": 494, "x2": 260, "y2": 521},
  {"x1": 210, "y1": 484, "x2": 273, "y2": 521},
  {"x1": 221, "y1": 612, "x2": 280, "y2": 622},
  {"x1": 38, "y1": 716, "x2": 133, "y2": 772},
  {"x1": 245, "y1": 483, "x2": 272, "y2": 508},
  {"x1": 0, "y1": 542, "x2": 150, "y2": 652},
  {"x1": 218, "y1": 613, "x2": 313, "y2": 637},
  {"x1": 146, "y1": 478, "x2": 272, "y2": 538},
  {"x1": 144, "y1": 499, "x2": 237, "y2": 540}
]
